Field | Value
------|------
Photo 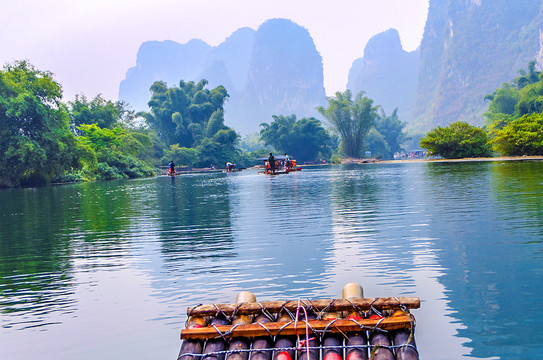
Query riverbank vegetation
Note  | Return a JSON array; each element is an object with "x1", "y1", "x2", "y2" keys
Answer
[
  {"x1": 3, "y1": 59, "x2": 542, "y2": 188},
  {"x1": 259, "y1": 115, "x2": 333, "y2": 163},
  {"x1": 419, "y1": 61, "x2": 543, "y2": 159},
  {"x1": 2, "y1": 60, "x2": 417, "y2": 187}
]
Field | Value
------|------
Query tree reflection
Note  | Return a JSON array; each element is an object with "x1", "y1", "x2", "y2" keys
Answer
[
  {"x1": 422, "y1": 161, "x2": 543, "y2": 358},
  {"x1": 154, "y1": 174, "x2": 236, "y2": 272},
  {"x1": 0, "y1": 186, "x2": 76, "y2": 328}
]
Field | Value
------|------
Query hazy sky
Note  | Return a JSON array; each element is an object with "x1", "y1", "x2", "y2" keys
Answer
[{"x1": 1, "y1": 0, "x2": 429, "y2": 102}]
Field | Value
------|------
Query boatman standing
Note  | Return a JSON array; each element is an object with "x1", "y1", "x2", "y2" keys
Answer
[
  {"x1": 284, "y1": 153, "x2": 290, "y2": 170},
  {"x1": 168, "y1": 161, "x2": 176, "y2": 175},
  {"x1": 268, "y1": 153, "x2": 275, "y2": 174}
]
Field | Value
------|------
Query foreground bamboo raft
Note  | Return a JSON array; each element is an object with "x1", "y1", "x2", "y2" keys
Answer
[{"x1": 178, "y1": 283, "x2": 420, "y2": 360}]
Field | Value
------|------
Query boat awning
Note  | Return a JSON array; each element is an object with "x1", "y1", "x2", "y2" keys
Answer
[{"x1": 256, "y1": 155, "x2": 289, "y2": 161}]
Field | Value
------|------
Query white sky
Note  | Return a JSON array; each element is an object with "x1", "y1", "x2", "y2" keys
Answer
[{"x1": 0, "y1": 0, "x2": 429, "y2": 102}]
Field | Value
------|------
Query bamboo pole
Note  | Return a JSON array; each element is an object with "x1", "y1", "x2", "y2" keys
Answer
[
  {"x1": 272, "y1": 313, "x2": 296, "y2": 360},
  {"x1": 181, "y1": 316, "x2": 415, "y2": 340},
  {"x1": 393, "y1": 329, "x2": 419, "y2": 360},
  {"x1": 251, "y1": 314, "x2": 274, "y2": 360},
  {"x1": 227, "y1": 291, "x2": 257, "y2": 360},
  {"x1": 178, "y1": 316, "x2": 208, "y2": 360},
  {"x1": 343, "y1": 282, "x2": 368, "y2": 360},
  {"x1": 186, "y1": 298, "x2": 419, "y2": 317}
]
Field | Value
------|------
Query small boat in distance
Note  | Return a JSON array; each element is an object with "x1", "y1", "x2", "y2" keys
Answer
[
  {"x1": 225, "y1": 162, "x2": 243, "y2": 173},
  {"x1": 257, "y1": 155, "x2": 302, "y2": 175}
]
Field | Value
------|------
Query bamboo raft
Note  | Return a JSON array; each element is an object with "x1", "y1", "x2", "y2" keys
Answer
[{"x1": 178, "y1": 283, "x2": 420, "y2": 360}]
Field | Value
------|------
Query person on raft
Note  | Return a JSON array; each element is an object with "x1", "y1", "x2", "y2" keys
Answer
[
  {"x1": 168, "y1": 161, "x2": 176, "y2": 175},
  {"x1": 284, "y1": 153, "x2": 290, "y2": 170},
  {"x1": 226, "y1": 162, "x2": 235, "y2": 172},
  {"x1": 268, "y1": 153, "x2": 275, "y2": 174}
]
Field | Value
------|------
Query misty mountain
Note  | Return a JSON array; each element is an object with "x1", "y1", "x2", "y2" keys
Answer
[
  {"x1": 119, "y1": 39, "x2": 213, "y2": 114},
  {"x1": 120, "y1": 2, "x2": 543, "y2": 136},
  {"x1": 118, "y1": 19, "x2": 325, "y2": 134},
  {"x1": 238, "y1": 19, "x2": 325, "y2": 131},
  {"x1": 347, "y1": 28, "x2": 419, "y2": 121},
  {"x1": 346, "y1": 1, "x2": 543, "y2": 131},
  {"x1": 412, "y1": 0, "x2": 543, "y2": 130}
]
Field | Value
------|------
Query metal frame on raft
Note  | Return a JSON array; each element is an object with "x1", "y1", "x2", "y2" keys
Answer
[{"x1": 178, "y1": 296, "x2": 420, "y2": 360}]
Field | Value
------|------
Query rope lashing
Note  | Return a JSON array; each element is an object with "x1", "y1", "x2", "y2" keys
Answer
[
  {"x1": 213, "y1": 303, "x2": 228, "y2": 320},
  {"x1": 317, "y1": 298, "x2": 336, "y2": 319},
  {"x1": 258, "y1": 301, "x2": 276, "y2": 322},
  {"x1": 344, "y1": 298, "x2": 364, "y2": 315},
  {"x1": 257, "y1": 322, "x2": 274, "y2": 339}
]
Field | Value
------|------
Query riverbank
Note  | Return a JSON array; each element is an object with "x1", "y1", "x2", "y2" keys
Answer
[
  {"x1": 381, "y1": 155, "x2": 543, "y2": 164},
  {"x1": 341, "y1": 155, "x2": 543, "y2": 164}
]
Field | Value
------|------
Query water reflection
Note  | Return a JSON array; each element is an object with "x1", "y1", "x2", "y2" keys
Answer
[
  {"x1": 1, "y1": 163, "x2": 543, "y2": 360},
  {"x1": 422, "y1": 161, "x2": 543, "y2": 358},
  {"x1": 0, "y1": 186, "x2": 76, "y2": 329},
  {"x1": 154, "y1": 174, "x2": 236, "y2": 266}
]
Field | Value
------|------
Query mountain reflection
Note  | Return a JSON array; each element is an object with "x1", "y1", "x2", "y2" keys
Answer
[
  {"x1": 154, "y1": 174, "x2": 236, "y2": 269},
  {"x1": 422, "y1": 161, "x2": 543, "y2": 359}
]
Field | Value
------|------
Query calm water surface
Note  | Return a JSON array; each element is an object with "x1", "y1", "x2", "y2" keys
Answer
[{"x1": 1, "y1": 162, "x2": 542, "y2": 359}]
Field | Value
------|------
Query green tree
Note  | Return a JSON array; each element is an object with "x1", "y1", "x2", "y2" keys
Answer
[
  {"x1": 492, "y1": 113, "x2": 543, "y2": 156},
  {"x1": 0, "y1": 61, "x2": 88, "y2": 187},
  {"x1": 514, "y1": 60, "x2": 540, "y2": 89},
  {"x1": 141, "y1": 79, "x2": 237, "y2": 167},
  {"x1": 368, "y1": 108, "x2": 409, "y2": 159},
  {"x1": 365, "y1": 128, "x2": 388, "y2": 159},
  {"x1": 141, "y1": 79, "x2": 231, "y2": 148},
  {"x1": 78, "y1": 124, "x2": 154, "y2": 180},
  {"x1": 195, "y1": 128, "x2": 238, "y2": 167},
  {"x1": 68, "y1": 94, "x2": 132, "y2": 130},
  {"x1": 484, "y1": 83, "x2": 520, "y2": 117},
  {"x1": 484, "y1": 62, "x2": 542, "y2": 133},
  {"x1": 317, "y1": 90, "x2": 378, "y2": 158},
  {"x1": 516, "y1": 79, "x2": 543, "y2": 117},
  {"x1": 420, "y1": 121, "x2": 492, "y2": 159},
  {"x1": 162, "y1": 144, "x2": 199, "y2": 167},
  {"x1": 260, "y1": 114, "x2": 332, "y2": 162}
]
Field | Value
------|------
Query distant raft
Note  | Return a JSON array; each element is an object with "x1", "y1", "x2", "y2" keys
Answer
[
  {"x1": 178, "y1": 283, "x2": 420, "y2": 360},
  {"x1": 257, "y1": 155, "x2": 302, "y2": 175}
]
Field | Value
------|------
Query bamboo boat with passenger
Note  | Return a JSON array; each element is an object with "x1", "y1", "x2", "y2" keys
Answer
[
  {"x1": 257, "y1": 155, "x2": 302, "y2": 175},
  {"x1": 178, "y1": 283, "x2": 420, "y2": 360}
]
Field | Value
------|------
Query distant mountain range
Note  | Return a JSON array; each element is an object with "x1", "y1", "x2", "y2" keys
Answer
[
  {"x1": 347, "y1": 28, "x2": 419, "y2": 122},
  {"x1": 119, "y1": 19, "x2": 325, "y2": 134},
  {"x1": 119, "y1": 1, "x2": 543, "y2": 134}
]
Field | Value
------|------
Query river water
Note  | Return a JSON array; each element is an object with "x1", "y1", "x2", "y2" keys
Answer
[{"x1": 1, "y1": 161, "x2": 542, "y2": 360}]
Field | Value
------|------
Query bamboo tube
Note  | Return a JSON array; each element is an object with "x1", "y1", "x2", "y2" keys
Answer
[
  {"x1": 369, "y1": 331, "x2": 394, "y2": 360},
  {"x1": 227, "y1": 292, "x2": 257, "y2": 360},
  {"x1": 297, "y1": 313, "x2": 318, "y2": 360},
  {"x1": 343, "y1": 283, "x2": 368, "y2": 360},
  {"x1": 187, "y1": 298, "x2": 420, "y2": 317},
  {"x1": 342, "y1": 283, "x2": 364, "y2": 299},
  {"x1": 323, "y1": 335, "x2": 343, "y2": 360},
  {"x1": 391, "y1": 310, "x2": 418, "y2": 360},
  {"x1": 251, "y1": 314, "x2": 274, "y2": 360},
  {"x1": 179, "y1": 316, "x2": 208, "y2": 360},
  {"x1": 345, "y1": 332, "x2": 368, "y2": 360},
  {"x1": 368, "y1": 312, "x2": 394, "y2": 360},
  {"x1": 321, "y1": 306, "x2": 343, "y2": 360},
  {"x1": 272, "y1": 313, "x2": 295, "y2": 360},
  {"x1": 202, "y1": 316, "x2": 231, "y2": 360},
  {"x1": 393, "y1": 330, "x2": 418, "y2": 360}
]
